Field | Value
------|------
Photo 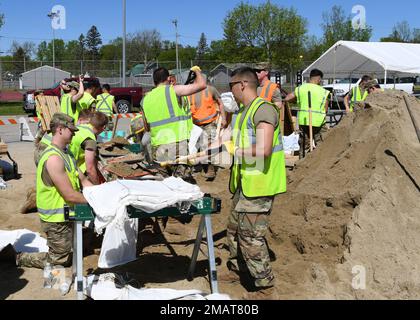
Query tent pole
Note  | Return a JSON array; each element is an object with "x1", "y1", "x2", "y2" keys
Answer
[{"x1": 384, "y1": 70, "x2": 387, "y2": 85}]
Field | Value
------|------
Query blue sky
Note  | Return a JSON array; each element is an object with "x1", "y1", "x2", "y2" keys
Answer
[{"x1": 0, "y1": 0, "x2": 419, "y2": 55}]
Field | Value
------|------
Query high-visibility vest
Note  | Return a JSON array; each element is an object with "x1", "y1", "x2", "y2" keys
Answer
[
  {"x1": 188, "y1": 87, "x2": 218, "y2": 126},
  {"x1": 96, "y1": 94, "x2": 115, "y2": 116},
  {"x1": 69, "y1": 124, "x2": 96, "y2": 173},
  {"x1": 349, "y1": 86, "x2": 368, "y2": 112},
  {"x1": 295, "y1": 83, "x2": 330, "y2": 127},
  {"x1": 259, "y1": 81, "x2": 279, "y2": 102},
  {"x1": 229, "y1": 97, "x2": 287, "y2": 198},
  {"x1": 182, "y1": 96, "x2": 193, "y2": 135},
  {"x1": 37, "y1": 145, "x2": 80, "y2": 223},
  {"x1": 60, "y1": 94, "x2": 79, "y2": 122},
  {"x1": 142, "y1": 85, "x2": 190, "y2": 147},
  {"x1": 78, "y1": 92, "x2": 96, "y2": 110},
  {"x1": 40, "y1": 132, "x2": 52, "y2": 147}
]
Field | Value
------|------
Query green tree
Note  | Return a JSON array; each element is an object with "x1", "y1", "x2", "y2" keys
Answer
[
  {"x1": 77, "y1": 34, "x2": 86, "y2": 60},
  {"x1": 321, "y1": 5, "x2": 372, "y2": 49},
  {"x1": 195, "y1": 33, "x2": 209, "y2": 64},
  {"x1": 128, "y1": 29, "x2": 161, "y2": 66},
  {"x1": 37, "y1": 41, "x2": 49, "y2": 61},
  {"x1": 381, "y1": 21, "x2": 418, "y2": 43},
  {"x1": 85, "y1": 26, "x2": 102, "y2": 61},
  {"x1": 222, "y1": 1, "x2": 307, "y2": 68}
]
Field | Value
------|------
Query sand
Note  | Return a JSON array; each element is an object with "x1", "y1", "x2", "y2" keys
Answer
[{"x1": 1, "y1": 91, "x2": 420, "y2": 300}]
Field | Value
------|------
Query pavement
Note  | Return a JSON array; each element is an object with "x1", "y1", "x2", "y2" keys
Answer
[{"x1": 0, "y1": 115, "x2": 133, "y2": 143}]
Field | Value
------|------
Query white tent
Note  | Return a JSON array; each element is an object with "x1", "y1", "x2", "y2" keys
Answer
[{"x1": 303, "y1": 41, "x2": 420, "y2": 83}]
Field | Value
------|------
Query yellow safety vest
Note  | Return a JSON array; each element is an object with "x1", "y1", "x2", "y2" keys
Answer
[
  {"x1": 295, "y1": 83, "x2": 330, "y2": 127},
  {"x1": 229, "y1": 97, "x2": 287, "y2": 197},
  {"x1": 60, "y1": 94, "x2": 80, "y2": 122},
  {"x1": 96, "y1": 94, "x2": 115, "y2": 116},
  {"x1": 142, "y1": 85, "x2": 190, "y2": 147},
  {"x1": 40, "y1": 132, "x2": 52, "y2": 147},
  {"x1": 78, "y1": 92, "x2": 96, "y2": 110},
  {"x1": 69, "y1": 124, "x2": 96, "y2": 173},
  {"x1": 37, "y1": 145, "x2": 80, "y2": 223},
  {"x1": 349, "y1": 86, "x2": 368, "y2": 112}
]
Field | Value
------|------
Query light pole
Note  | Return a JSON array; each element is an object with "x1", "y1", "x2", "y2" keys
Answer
[
  {"x1": 122, "y1": 0, "x2": 126, "y2": 87},
  {"x1": 47, "y1": 11, "x2": 59, "y2": 83},
  {"x1": 0, "y1": 51, "x2": 4, "y2": 90},
  {"x1": 172, "y1": 19, "x2": 180, "y2": 76}
]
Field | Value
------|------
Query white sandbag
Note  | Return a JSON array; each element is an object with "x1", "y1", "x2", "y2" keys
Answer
[
  {"x1": 0, "y1": 229, "x2": 48, "y2": 253},
  {"x1": 283, "y1": 132, "x2": 300, "y2": 154},
  {"x1": 188, "y1": 125, "x2": 203, "y2": 155}
]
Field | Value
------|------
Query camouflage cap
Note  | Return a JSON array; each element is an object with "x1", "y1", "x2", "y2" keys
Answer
[
  {"x1": 50, "y1": 113, "x2": 79, "y2": 131},
  {"x1": 363, "y1": 80, "x2": 379, "y2": 89},
  {"x1": 68, "y1": 81, "x2": 80, "y2": 90},
  {"x1": 254, "y1": 62, "x2": 271, "y2": 71}
]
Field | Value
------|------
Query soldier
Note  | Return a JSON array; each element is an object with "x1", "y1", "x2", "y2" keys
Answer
[
  {"x1": 14, "y1": 113, "x2": 93, "y2": 269},
  {"x1": 96, "y1": 84, "x2": 118, "y2": 131},
  {"x1": 220, "y1": 67, "x2": 287, "y2": 299},
  {"x1": 60, "y1": 76, "x2": 85, "y2": 122}
]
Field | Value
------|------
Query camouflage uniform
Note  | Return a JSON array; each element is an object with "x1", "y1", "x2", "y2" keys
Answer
[
  {"x1": 226, "y1": 187, "x2": 275, "y2": 288},
  {"x1": 17, "y1": 220, "x2": 73, "y2": 269},
  {"x1": 152, "y1": 140, "x2": 192, "y2": 180}
]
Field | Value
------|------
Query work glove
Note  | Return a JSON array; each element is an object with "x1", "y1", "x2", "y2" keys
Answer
[
  {"x1": 190, "y1": 66, "x2": 202, "y2": 73},
  {"x1": 222, "y1": 141, "x2": 238, "y2": 156}
]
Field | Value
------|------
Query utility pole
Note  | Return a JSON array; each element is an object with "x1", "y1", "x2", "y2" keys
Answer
[
  {"x1": 122, "y1": 0, "x2": 126, "y2": 87},
  {"x1": 172, "y1": 19, "x2": 180, "y2": 76},
  {"x1": 47, "y1": 11, "x2": 59, "y2": 83}
]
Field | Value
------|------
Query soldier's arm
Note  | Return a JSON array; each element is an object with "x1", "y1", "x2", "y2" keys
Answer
[
  {"x1": 85, "y1": 149, "x2": 100, "y2": 185},
  {"x1": 284, "y1": 92, "x2": 296, "y2": 103},
  {"x1": 173, "y1": 70, "x2": 206, "y2": 97},
  {"x1": 46, "y1": 155, "x2": 88, "y2": 204},
  {"x1": 113, "y1": 100, "x2": 118, "y2": 114},
  {"x1": 71, "y1": 77, "x2": 85, "y2": 103}
]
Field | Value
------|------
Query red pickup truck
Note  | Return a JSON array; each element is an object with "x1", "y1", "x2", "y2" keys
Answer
[{"x1": 23, "y1": 77, "x2": 143, "y2": 115}]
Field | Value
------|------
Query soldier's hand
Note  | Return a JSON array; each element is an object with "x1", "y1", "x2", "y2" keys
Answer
[{"x1": 222, "y1": 141, "x2": 238, "y2": 156}]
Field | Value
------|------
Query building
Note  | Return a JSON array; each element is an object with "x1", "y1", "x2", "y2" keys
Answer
[{"x1": 20, "y1": 65, "x2": 71, "y2": 90}]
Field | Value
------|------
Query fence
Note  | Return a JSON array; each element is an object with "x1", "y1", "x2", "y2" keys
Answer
[{"x1": 0, "y1": 59, "x2": 315, "y2": 92}]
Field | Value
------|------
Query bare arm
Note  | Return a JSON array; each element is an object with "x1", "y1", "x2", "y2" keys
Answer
[
  {"x1": 71, "y1": 77, "x2": 85, "y2": 103},
  {"x1": 113, "y1": 100, "x2": 118, "y2": 113},
  {"x1": 84, "y1": 149, "x2": 100, "y2": 185},
  {"x1": 344, "y1": 93, "x2": 350, "y2": 113},
  {"x1": 173, "y1": 71, "x2": 206, "y2": 97},
  {"x1": 46, "y1": 155, "x2": 87, "y2": 204},
  {"x1": 235, "y1": 122, "x2": 275, "y2": 159},
  {"x1": 216, "y1": 97, "x2": 228, "y2": 128},
  {"x1": 285, "y1": 92, "x2": 296, "y2": 103}
]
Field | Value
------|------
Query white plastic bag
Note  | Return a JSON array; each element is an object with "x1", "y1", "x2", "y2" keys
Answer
[
  {"x1": 221, "y1": 92, "x2": 239, "y2": 113},
  {"x1": 188, "y1": 125, "x2": 203, "y2": 155}
]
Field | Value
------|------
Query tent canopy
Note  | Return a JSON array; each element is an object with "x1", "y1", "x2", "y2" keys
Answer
[{"x1": 303, "y1": 41, "x2": 420, "y2": 79}]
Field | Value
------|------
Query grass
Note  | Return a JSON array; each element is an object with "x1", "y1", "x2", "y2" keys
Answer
[{"x1": 0, "y1": 102, "x2": 26, "y2": 116}]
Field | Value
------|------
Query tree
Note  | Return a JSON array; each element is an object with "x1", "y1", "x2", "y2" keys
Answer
[
  {"x1": 85, "y1": 26, "x2": 102, "y2": 61},
  {"x1": 10, "y1": 41, "x2": 35, "y2": 72},
  {"x1": 195, "y1": 33, "x2": 209, "y2": 64},
  {"x1": 222, "y1": 1, "x2": 307, "y2": 68},
  {"x1": 129, "y1": 29, "x2": 161, "y2": 66},
  {"x1": 77, "y1": 34, "x2": 86, "y2": 61},
  {"x1": 0, "y1": 12, "x2": 4, "y2": 29},
  {"x1": 381, "y1": 21, "x2": 419, "y2": 43},
  {"x1": 37, "y1": 41, "x2": 49, "y2": 61},
  {"x1": 321, "y1": 5, "x2": 372, "y2": 49}
]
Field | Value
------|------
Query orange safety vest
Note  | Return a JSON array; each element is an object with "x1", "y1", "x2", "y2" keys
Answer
[
  {"x1": 259, "y1": 81, "x2": 279, "y2": 103},
  {"x1": 188, "y1": 87, "x2": 219, "y2": 126}
]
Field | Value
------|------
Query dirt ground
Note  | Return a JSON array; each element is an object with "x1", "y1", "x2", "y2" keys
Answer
[{"x1": 1, "y1": 90, "x2": 420, "y2": 300}]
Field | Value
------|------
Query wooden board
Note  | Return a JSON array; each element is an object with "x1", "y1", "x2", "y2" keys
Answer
[
  {"x1": 0, "y1": 142, "x2": 8, "y2": 154},
  {"x1": 35, "y1": 95, "x2": 61, "y2": 131}
]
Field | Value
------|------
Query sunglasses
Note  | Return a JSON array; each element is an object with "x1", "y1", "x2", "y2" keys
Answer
[{"x1": 229, "y1": 80, "x2": 249, "y2": 90}]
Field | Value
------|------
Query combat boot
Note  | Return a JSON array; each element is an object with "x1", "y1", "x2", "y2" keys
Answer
[{"x1": 243, "y1": 286, "x2": 279, "y2": 300}]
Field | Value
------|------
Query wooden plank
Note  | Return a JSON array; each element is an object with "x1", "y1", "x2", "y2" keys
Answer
[{"x1": 35, "y1": 96, "x2": 48, "y2": 131}]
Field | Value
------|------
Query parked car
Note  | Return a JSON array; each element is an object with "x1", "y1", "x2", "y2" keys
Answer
[{"x1": 23, "y1": 77, "x2": 143, "y2": 115}]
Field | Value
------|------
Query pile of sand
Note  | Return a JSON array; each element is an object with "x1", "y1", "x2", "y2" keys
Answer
[{"x1": 267, "y1": 91, "x2": 420, "y2": 299}]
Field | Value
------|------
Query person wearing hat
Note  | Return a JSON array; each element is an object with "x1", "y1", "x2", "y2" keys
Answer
[
  {"x1": 60, "y1": 76, "x2": 85, "y2": 123},
  {"x1": 367, "y1": 81, "x2": 384, "y2": 94},
  {"x1": 14, "y1": 113, "x2": 93, "y2": 269},
  {"x1": 69, "y1": 112, "x2": 108, "y2": 185},
  {"x1": 344, "y1": 75, "x2": 372, "y2": 113},
  {"x1": 254, "y1": 63, "x2": 283, "y2": 111}
]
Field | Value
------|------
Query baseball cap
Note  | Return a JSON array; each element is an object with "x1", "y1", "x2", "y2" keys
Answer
[
  {"x1": 68, "y1": 81, "x2": 80, "y2": 90},
  {"x1": 50, "y1": 113, "x2": 79, "y2": 132},
  {"x1": 254, "y1": 62, "x2": 271, "y2": 71}
]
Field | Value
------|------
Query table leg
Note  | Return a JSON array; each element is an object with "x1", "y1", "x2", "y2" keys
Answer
[
  {"x1": 75, "y1": 221, "x2": 84, "y2": 300},
  {"x1": 204, "y1": 214, "x2": 218, "y2": 294},
  {"x1": 187, "y1": 215, "x2": 205, "y2": 280}
]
